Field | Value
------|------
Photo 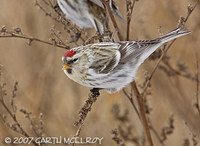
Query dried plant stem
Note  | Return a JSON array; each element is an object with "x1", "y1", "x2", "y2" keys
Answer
[
  {"x1": 126, "y1": 0, "x2": 136, "y2": 40},
  {"x1": 35, "y1": 0, "x2": 86, "y2": 42},
  {"x1": 131, "y1": 1, "x2": 200, "y2": 144},
  {"x1": 0, "y1": 29, "x2": 69, "y2": 49},
  {"x1": 122, "y1": 89, "x2": 140, "y2": 119},
  {"x1": 72, "y1": 90, "x2": 100, "y2": 146},
  {"x1": 184, "y1": 0, "x2": 200, "y2": 23},
  {"x1": 124, "y1": 0, "x2": 153, "y2": 144},
  {"x1": 101, "y1": 0, "x2": 124, "y2": 41},
  {"x1": 163, "y1": 60, "x2": 200, "y2": 82},
  {"x1": 142, "y1": 44, "x2": 168, "y2": 95},
  {"x1": 184, "y1": 121, "x2": 198, "y2": 145},
  {"x1": 123, "y1": 0, "x2": 153, "y2": 144},
  {"x1": 195, "y1": 54, "x2": 200, "y2": 116},
  {"x1": 142, "y1": 0, "x2": 199, "y2": 95},
  {"x1": 149, "y1": 125, "x2": 164, "y2": 146},
  {"x1": 0, "y1": 98, "x2": 38, "y2": 146},
  {"x1": 52, "y1": 31, "x2": 67, "y2": 46},
  {"x1": 131, "y1": 82, "x2": 153, "y2": 146}
]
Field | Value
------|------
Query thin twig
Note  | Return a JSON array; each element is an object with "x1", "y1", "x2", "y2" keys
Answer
[
  {"x1": 142, "y1": 0, "x2": 199, "y2": 95},
  {"x1": 135, "y1": 1, "x2": 199, "y2": 144},
  {"x1": 195, "y1": 53, "x2": 200, "y2": 116},
  {"x1": 50, "y1": 26, "x2": 67, "y2": 46},
  {"x1": 162, "y1": 61, "x2": 200, "y2": 82},
  {"x1": 101, "y1": 0, "x2": 124, "y2": 41},
  {"x1": 35, "y1": 0, "x2": 85, "y2": 42},
  {"x1": 0, "y1": 66, "x2": 38, "y2": 146},
  {"x1": 0, "y1": 91, "x2": 38, "y2": 146},
  {"x1": 184, "y1": 0, "x2": 199, "y2": 23},
  {"x1": 124, "y1": 0, "x2": 153, "y2": 144},
  {"x1": 131, "y1": 82, "x2": 153, "y2": 146},
  {"x1": 184, "y1": 121, "x2": 198, "y2": 146},
  {"x1": 122, "y1": 89, "x2": 140, "y2": 119},
  {"x1": 45, "y1": 0, "x2": 54, "y2": 8},
  {"x1": 142, "y1": 45, "x2": 168, "y2": 95},
  {"x1": 72, "y1": 90, "x2": 100, "y2": 146},
  {"x1": 149, "y1": 125, "x2": 164, "y2": 146},
  {"x1": 0, "y1": 28, "x2": 69, "y2": 49},
  {"x1": 126, "y1": 0, "x2": 136, "y2": 41}
]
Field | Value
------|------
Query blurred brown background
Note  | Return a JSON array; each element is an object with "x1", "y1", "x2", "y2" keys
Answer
[{"x1": 0, "y1": 0, "x2": 200, "y2": 146}]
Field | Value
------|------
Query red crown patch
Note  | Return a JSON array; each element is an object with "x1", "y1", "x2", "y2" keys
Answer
[{"x1": 63, "y1": 50, "x2": 76, "y2": 58}]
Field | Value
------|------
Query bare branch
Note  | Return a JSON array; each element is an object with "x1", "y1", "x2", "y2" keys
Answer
[
  {"x1": 126, "y1": 0, "x2": 136, "y2": 41},
  {"x1": 142, "y1": 0, "x2": 199, "y2": 95},
  {"x1": 195, "y1": 53, "x2": 200, "y2": 116},
  {"x1": 0, "y1": 26, "x2": 69, "y2": 49},
  {"x1": 101, "y1": 0, "x2": 124, "y2": 41},
  {"x1": 73, "y1": 89, "x2": 100, "y2": 141},
  {"x1": 0, "y1": 69, "x2": 39, "y2": 146},
  {"x1": 35, "y1": 0, "x2": 86, "y2": 42},
  {"x1": 131, "y1": 82, "x2": 153, "y2": 146},
  {"x1": 122, "y1": 89, "x2": 140, "y2": 119}
]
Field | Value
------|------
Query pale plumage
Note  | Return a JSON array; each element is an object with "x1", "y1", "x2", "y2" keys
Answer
[
  {"x1": 56, "y1": 0, "x2": 125, "y2": 34},
  {"x1": 62, "y1": 27, "x2": 191, "y2": 93}
]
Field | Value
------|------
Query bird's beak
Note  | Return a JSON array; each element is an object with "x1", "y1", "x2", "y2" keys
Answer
[{"x1": 62, "y1": 64, "x2": 71, "y2": 70}]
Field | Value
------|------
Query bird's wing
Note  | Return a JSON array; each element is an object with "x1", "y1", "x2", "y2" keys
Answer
[
  {"x1": 109, "y1": 0, "x2": 126, "y2": 23},
  {"x1": 118, "y1": 40, "x2": 161, "y2": 64},
  {"x1": 90, "y1": 0, "x2": 126, "y2": 23},
  {"x1": 87, "y1": 42, "x2": 121, "y2": 74},
  {"x1": 118, "y1": 27, "x2": 191, "y2": 64},
  {"x1": 88, "y1": 0, "x2": 107, "y2": 34},
  {"x1": 87, "y1": 40, "x2": 160, "y2": 74},
  {"x1": 89, "y1": 0, "x2": 104, "y2": 8}
]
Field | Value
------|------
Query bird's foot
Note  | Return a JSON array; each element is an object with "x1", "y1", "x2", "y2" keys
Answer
[{"x1": 90, "y1": 88, "x2": 102, "y2": 97}]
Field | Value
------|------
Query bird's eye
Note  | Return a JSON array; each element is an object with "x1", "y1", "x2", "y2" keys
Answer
[
  {"x1": 73, "y1": 58, "x2": 78, "y2": 62},
  {"x1": 68, "y1": 58, "x2": 78, "y2": 64}
]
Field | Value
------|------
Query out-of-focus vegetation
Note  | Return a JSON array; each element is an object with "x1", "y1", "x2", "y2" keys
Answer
[{"x1": 0, "y1": 0, "x2": 200, "y2": 145}]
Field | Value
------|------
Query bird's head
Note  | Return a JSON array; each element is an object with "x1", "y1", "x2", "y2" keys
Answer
[{"x1": 62, "y1": 49, "x2": 78, "y2": 70}]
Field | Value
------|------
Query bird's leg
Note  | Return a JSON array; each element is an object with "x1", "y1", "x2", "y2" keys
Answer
[{"x1": 90, "y1": 88, "x2": 102, "y2": 96}]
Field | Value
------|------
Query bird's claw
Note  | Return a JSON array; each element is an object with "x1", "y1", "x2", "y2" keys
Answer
[{"x1": 90, "y1": 88, "x2": 101, "y2": 96}]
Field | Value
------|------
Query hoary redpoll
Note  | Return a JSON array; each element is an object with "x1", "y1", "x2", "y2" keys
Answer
[
  {"x1": 56, "y1": 0, "x2": 125, "y2": 34},
  {"x1": 62, "y1": 27, "x2": 190, "y2": 93}
]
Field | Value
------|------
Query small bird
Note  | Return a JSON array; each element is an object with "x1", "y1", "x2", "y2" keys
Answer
[
  {"x1": 56, "y1": 0, "x2": 125, "y2": 34},
  {"x1": 62, "y1": 27, "x2": 190, "y2": 93}
]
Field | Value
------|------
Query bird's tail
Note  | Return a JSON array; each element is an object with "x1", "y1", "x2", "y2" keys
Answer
[
  {"x1": 135, "y1": 26, "x2": 191, "y2": 75},
  {"x1": 158, "y1": 26, "x2": 191, "y2": 43}
]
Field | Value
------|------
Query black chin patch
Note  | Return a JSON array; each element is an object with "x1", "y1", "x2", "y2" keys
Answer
[{"x1": 67, "y1": 68, "x2": 72, "y2": 74}]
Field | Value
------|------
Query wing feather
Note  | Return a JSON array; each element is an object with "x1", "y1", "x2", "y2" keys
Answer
[
  {"x1": 86, "y1": 40, "x2": 160, "y2": 74},
  {"x1": 119, "y1": 40, "x2": 160, "y2": 63},
  {"x1": 88, "y1": 43, "x2": 121, "y2": 74},
  {"x1": 89, "y1": 0, "x2": 104, "y2": 8}
]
